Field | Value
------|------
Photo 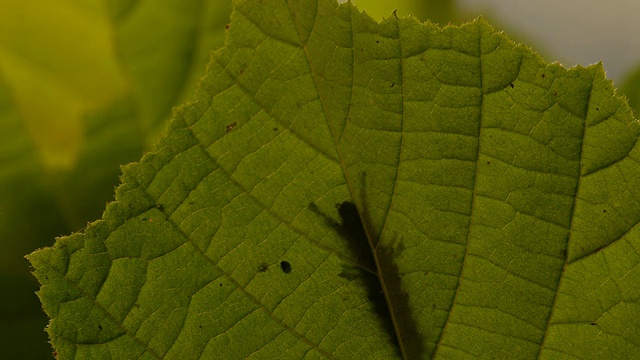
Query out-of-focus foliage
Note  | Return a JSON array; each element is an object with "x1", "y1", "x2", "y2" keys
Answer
[
  {"x1": 621, "y1": 63, "x2": 640, "y2": 115},
  {"x1": 0, "y1": 0, "x2": 230, "y2": 358},
  {"x1": 350, "y1": 0, "x2": 456, "y2": 24}
]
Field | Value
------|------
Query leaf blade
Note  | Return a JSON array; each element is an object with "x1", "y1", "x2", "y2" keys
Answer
[{"x1": 29, "y1": 0, "x2": 640, "y2": 359}]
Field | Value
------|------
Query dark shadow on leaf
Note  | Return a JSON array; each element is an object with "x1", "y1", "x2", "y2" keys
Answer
[{"x1": 310, "y1": 200, "x2": 424, "y2": 357}]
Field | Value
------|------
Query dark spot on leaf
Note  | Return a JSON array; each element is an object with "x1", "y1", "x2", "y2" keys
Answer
[
  {"x1": 188, "y1": 201, "x2": 195, "y2": 205},
  {"x1": 390, "y1": 82, "x2": 395, "y2": 88},
  {"x1": 376, "y1": 40, "x2": 380, "y2": 43},
  {"x1": 542, "y1": 73, "x2": 546, "y2": 78},
  {"x1": 225, "y1": 121, "x2": 237, "y2": 133},
  {"x1": 225, "y1": 24, "x2": 230, "y2": 29},
  {"x1": 486, "y1": 161, "x2": 491, "y2": 165},
  {"x1": 273, "y1": 127, "x2": 278, "y2": 131},
  {"x1": 141, "y1": 218, "x2": 147, "y2": 221},
  {"x1": 198, "y1": 325, "x2": 202, "y2": 329},
  {"x1": 596, "y1": 107, "x2": 600, "y2": 111},
  {"x1": 98, "y1": 325, "x2": 102, "y2": 331},
  {"x1": 509, "y1": 83, "x2": 514, "y2": 88},
  {"x1": 603, "y1": 209, "x2": 607, "y2": 213},
  {"x1": 156, "y1": 203, "x2": 164, "y2": 211},
  {"x1": 590, "y1": 322, "x2": 596, "y2": 326},
  {"x1": 219, "y1": 283, "x2": 223, "y2": 287},
  {"x1": 280, "y1": 261, "x2": 292, "y2": 274},
  {"x1": 258, "y1": 263, "x2": 268, "y2": 272}
]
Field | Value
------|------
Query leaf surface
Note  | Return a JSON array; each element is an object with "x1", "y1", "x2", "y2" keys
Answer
[{"x1": 29, "y1": 0, "x2": 640, "y2": 358}]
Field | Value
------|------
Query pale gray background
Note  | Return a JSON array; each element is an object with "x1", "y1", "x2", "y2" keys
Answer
[{"x1": 460, "y1": 0, "x2": 640, "y2": 84}]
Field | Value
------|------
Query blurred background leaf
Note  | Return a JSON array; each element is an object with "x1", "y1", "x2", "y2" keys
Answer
[
  {"x1": 621, "y1": 62, "x2": 640, "y2": 116},
  {"x1": 0, "y1": 0, "x2": 231, "y2": 358}
]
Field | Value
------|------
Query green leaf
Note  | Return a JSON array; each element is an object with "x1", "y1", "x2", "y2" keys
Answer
[
  {"x1": 0, "y1": 0, "x2": 230, "y2": 358},
  {"x1": 29, "y1": 0, "x2": 640, "y2": 358}
]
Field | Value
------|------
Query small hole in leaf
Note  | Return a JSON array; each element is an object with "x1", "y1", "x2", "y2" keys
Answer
[
  {"x1": 98, "y1": 325, "x2": 103, "y2": 331},
  {"x1": 603, "y1": 209, "x2": 607, "y2": 213},
  {"x1": 376, "y1": 40, "x2": 380, "y2": 43},
  {"x1": 280, "y1": 261, "x2": 292, "y2": 274},
  {"x1": 509, "y1": 83, "x2": 514, "y2": 88}
]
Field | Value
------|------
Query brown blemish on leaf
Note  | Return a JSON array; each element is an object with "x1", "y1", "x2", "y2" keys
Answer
[{"x1": 225, "y1": 121, "x2": 237, "y2": 133}]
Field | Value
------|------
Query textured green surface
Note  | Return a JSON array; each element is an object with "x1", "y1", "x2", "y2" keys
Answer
[
  {"x1": 0, "y1": 1, "x2": 230, "y2": 358},
  {"x1": 29, "y1": 0, "x2": 640, "y2": 358}
]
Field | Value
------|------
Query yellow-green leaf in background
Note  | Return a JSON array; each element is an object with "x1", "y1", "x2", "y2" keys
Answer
[
  {"x1": 620, "y1": 62, "x2": 640, "y2": 116},
  {"x1": 0, "y1": 1, "x2": 230, "y2": 358},
  {"x1": 349, "y1": 0, "x2": 456, "y2": 25},
  {"x1": 28, "y1": 0, "x2": 640, "y2": 358}
]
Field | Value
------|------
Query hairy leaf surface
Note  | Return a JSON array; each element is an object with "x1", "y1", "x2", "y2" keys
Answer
[{"x1": 29, "y1": 0, "x2": 640, "y2": 358}]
